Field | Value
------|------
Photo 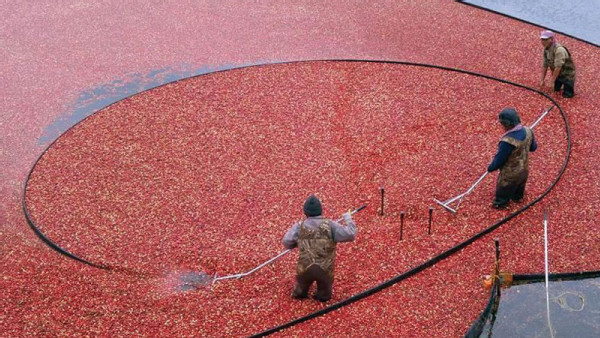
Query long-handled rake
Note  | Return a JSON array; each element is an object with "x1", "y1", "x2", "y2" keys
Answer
[
  {"x1": 434, "y1": 172, "x2": 488, "y2": 213},
  {"x1": 179, "y1": 204, "x2": 367, "y2": 290},
  {"x1": 434, "y1": 105, "x2": 554, "y2": 214}
]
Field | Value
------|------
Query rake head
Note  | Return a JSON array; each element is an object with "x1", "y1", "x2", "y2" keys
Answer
[{"x1": 434, "y1": 198, "x2": 458, "y2": 214}]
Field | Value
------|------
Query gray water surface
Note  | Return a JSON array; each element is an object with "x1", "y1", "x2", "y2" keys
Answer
[
  {"x1": 482, "y1": 277, "x2": 600, "y2": 337},
  {"x1": 462, "y1": 0, "x2": 600, "y2": 46}
]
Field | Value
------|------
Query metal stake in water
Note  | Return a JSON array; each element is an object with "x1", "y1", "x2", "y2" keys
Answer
[
  {"x1": 400, "y1": 211, "x2": 405, "y2": 241},
  {"x1": 380, "y1": 186, "x2": 385, "y2": 216},
  {"x1": 428, "y1": 207, "x2": 433, "y2": 235}
]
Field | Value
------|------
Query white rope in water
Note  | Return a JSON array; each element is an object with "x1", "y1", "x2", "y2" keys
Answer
[{"x1": 544, "y1": 210, "x2": 555, "y2": 338}]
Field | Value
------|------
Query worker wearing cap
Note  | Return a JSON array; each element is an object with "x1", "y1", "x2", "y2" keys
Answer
[
  {"x1": 487, "y1": 108, "x2": 538, "y2": 209},
  {"x1": 282, "y1": 195, "x2": 357, "y2": 302},
  {"x1": 540, "y1": 30, "x2": 576, "y2": 98}
]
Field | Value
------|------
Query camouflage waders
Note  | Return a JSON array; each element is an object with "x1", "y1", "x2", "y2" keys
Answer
[
  {"x1": 494, "y1": 128, "x2": 534, "y2": 207},
  {"x1": 292, "y1": 220, "x2": 336, "y2": 301}
]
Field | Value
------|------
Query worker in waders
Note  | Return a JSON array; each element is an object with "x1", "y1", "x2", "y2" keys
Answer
[
  {"x1": 540, "y1": 30, "x2": 576, "y2": 98},
  {"x1": 487, "y1": 108, "x2": 538, "y2": 209},
  {"x1": 282, "y1": 195, "x2": 357, "y2": 302}
]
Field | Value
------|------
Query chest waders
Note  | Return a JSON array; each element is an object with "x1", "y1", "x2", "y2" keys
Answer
[
  {"x1": 499, "y1": 127, "x2": 533, "y2": 187},
  {"x1": 297, "y1": 220, "x2": 336, "y2": 279}
]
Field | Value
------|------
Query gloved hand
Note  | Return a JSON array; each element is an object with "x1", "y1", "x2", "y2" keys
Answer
[{"x1": 343, "y1": 210, "x2": 353, "y2": 223}]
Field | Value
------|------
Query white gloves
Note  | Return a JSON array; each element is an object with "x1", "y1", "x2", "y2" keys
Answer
[{"x1": 343, "y1": 210, "x2": 353, "y2": 223}]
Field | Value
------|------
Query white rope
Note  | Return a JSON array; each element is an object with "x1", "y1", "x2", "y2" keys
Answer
[
  {"x1": 553, "y1": 292, "x2": 585, "y2": 312},
  {"x1": 544, "y1": 210, "x2": 555, "y2": 338}
]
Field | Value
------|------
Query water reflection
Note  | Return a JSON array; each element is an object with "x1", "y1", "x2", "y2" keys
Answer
[{"x1": 481, "y1": 277, "x2": 600, "y2": 337}]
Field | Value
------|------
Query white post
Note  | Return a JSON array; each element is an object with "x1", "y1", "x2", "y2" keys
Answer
[{"x1": 544, "y1": 210, "x2": 555, "y2": 338}]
